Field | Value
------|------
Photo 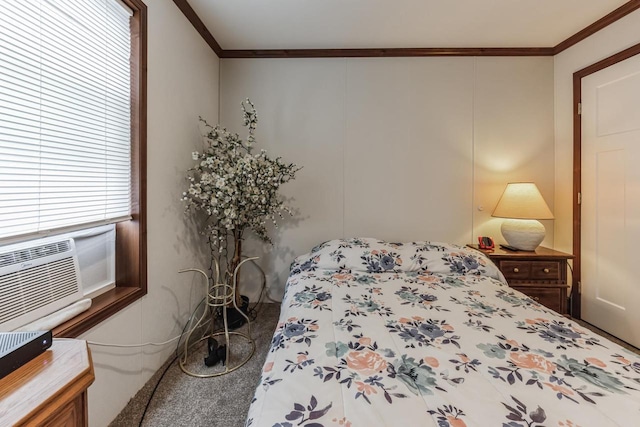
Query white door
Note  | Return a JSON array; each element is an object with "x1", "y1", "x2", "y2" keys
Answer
[{"x1": 581, "y1": 53, "x2": 640, "y2": 348}]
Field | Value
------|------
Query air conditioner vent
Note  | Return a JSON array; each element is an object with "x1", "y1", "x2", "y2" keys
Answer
[
  {"x1": 0, "y1": 238, "x2": 82, "y2": 331},
  {"x1": 0, "y1": 240, "x2": 72, "y2": 269}
]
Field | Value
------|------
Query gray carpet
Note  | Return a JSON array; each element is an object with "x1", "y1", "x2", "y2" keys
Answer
[{"x1": 109, "y1": 303, "x2": 281, "y2": 427}]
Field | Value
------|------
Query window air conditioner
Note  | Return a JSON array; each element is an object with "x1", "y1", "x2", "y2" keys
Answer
[{"x1": 0, "y1": 237, "x2": 82, "y2": 332}]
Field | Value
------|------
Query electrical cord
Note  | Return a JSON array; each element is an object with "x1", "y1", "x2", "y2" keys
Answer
[
  {"x1": 138, "y1": 296, "x2": 211, "y2": 426},
  {"x1": 137, "y1": 349, "x2": 185, "y2": 427},
  {"x1": 137, "y1": 354, "x2": 178, "y2": 427},
  {"x1": 86, "y1": 335, "x2": 182, "y2": 348},
  {"x1": 566, "y1": 260, "x2": 575, "y2": 318},
  {"x1": 567, "y1": 261, "x2": 574, "y2": 276},
  {"x1": 54, "y1": 334, "x2": 184, "y2": 348},
  {"x1": 242, "y1": 256, "x2": 267, "y2": 321}
]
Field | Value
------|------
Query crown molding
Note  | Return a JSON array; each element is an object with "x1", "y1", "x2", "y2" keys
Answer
[
  {"x1": 174, "y1": 0, "x2": 640, "y2": 59},
  {"x1": 219, "y1": 47, "x2": 553, "y2": 59},
  {"x1": 553, "y1": 0, "x2": 640, "y2": 54},
  {"x1": 172, "y1": 0, "x2": 222, "y2": 56}
]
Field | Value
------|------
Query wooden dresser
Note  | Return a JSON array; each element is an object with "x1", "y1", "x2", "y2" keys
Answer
[
  {"x1": 469, "y1": 245, "x2": 574, "y2": 315},
  {"x1": 0, "y1": 339, "x2": 94, "y2": 426}
]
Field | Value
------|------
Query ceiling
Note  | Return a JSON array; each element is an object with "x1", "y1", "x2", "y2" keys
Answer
[{"x1": 187, "y1": 0, "x2": 629, "y2": 51}]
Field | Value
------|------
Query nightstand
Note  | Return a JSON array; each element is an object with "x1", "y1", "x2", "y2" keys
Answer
[{"x1": 468, "y1": 244, "x2": 574, "y2": 314}]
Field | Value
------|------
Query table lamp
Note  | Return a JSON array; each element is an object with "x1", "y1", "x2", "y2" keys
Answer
[{"x1": 491, "y1": 182, "x2": 554, "y2": 251}]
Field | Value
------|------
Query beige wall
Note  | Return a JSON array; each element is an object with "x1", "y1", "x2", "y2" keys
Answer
[
  {"x1": 220, "y1": 56, "x2": 554, "y2": 301},
  {"x1": 474, "y1": 57, "x2": 555, "y2": 246},
  {"x1": 553, "y1": 9, "x2": 640, "y2": 254},
  {"x1": 79, "y1": 1, "x2": 219, "y2": 425}
]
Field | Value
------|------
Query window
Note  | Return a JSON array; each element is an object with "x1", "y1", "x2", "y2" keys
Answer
[
  {"x1": 0, "y1": 0, "x2": 147, "y2": 337},
  {"x1": 0, "y1": 0, "x2": 132, "y2": 240}
]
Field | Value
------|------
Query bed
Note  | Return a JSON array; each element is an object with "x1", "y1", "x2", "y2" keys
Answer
[{"x1": 246, "y1": 238, "x2": 640, "y2": 426}]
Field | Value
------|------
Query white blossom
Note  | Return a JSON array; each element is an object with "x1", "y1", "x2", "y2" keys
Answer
[{"x1": 183, "y1": 99, "x2": 301, "y2": 250}]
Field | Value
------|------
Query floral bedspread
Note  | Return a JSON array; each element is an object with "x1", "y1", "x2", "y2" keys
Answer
[{"x1": 246, "y1": 238, "x2": 640, "y2": 427}]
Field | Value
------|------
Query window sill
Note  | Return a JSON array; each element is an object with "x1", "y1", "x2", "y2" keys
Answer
[{"x1": 53, "y1": 287, "x2": 145, "y2": 338}]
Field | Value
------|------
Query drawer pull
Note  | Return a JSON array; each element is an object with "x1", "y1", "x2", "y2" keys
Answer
[
  {"x1": 513, "y1": 267, "x2": 519, "y2": 273},
  {"x1": 533, "y1": 296, "x2": 540, "y2": 302},
  {"x1": 543, "y1": 268, "x2": 550, "y2": 273}
]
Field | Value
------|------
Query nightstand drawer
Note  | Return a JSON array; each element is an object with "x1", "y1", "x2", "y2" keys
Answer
[
  {"x1": 466, "y1": 244, "x2": 574, "y2": 315},
  {"x1": 530, "y1": 261, "x2": 561, "y2": 280},
  {"x1": 498, "y1": 260, "x2": 562, "y2": 281},
  {"x1": 499, "y1": 261, "x2": 531, "y2": 280},
  {"x1": 513, "y1": 287, "x2": 563, "y2": 313}
]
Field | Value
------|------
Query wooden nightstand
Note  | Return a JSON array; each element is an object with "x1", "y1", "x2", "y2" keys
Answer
[{"x1": 468, "y1": 244, "x2": 574, "y2": 314}]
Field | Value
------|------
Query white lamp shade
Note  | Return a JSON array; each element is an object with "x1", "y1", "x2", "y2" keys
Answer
[{"x1": 492, "y1": 182, "x2": 553, "y2": 220}]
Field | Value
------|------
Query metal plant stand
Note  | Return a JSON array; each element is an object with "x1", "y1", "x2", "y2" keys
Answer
[{"x1": 178, "y1": 258, "x2": 256, "y2": 378}]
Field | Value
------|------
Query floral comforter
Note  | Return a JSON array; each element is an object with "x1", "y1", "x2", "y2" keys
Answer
[{"x1": 246, "y1": 238, "x2": 640, "y2": 427}]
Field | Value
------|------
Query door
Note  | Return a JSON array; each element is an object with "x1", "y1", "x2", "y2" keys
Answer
[{"x1": 581, "y1": 53, "x2": 640, "y2": 348}]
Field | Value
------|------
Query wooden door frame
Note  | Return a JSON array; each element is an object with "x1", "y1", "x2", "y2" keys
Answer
[{"x1": 571, "y1": 42, "x2": 640, "y2": 318}]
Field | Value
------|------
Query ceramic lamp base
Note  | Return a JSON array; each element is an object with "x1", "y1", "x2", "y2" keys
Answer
[{"x1": 501, "y1": 219, "x2": 545, "y2": 251}]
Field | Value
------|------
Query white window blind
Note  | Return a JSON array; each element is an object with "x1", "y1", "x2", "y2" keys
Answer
[{"x1": 0, "y1": 0, "x2": 133, "y2": 242}]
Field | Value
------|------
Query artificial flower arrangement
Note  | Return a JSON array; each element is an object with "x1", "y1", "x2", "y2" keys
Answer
[{"x1": 183, "y1": 99, "x2": 300, "y2": 306}]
